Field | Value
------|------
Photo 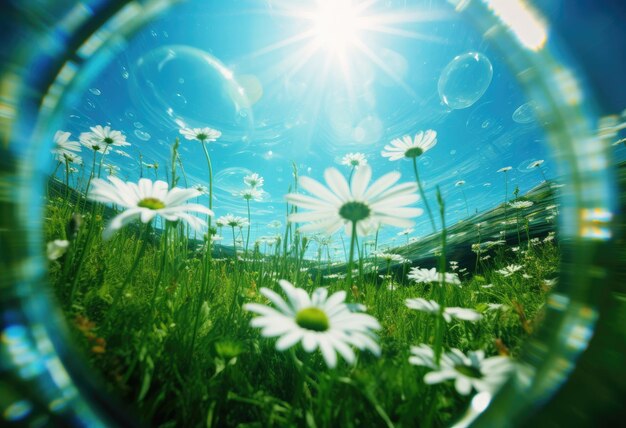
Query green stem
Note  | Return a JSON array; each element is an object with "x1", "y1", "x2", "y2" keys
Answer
[
  {"x1": 83, "y1": 150, "x2": 98, "y2": 197},
  {"x1": 113, "y1": 222, "x2": 152, "y2": 307},
  {"x1": 412, "y1": 157, "x2": 436, "y2": 233},
  {"x1": 201, "y1": 142, "x2": 213, "y2": 210},
  {"x1": 245, "y1": 199, "x2": 251, "y2": 257},
  {"x1": 150, "y1": 223, "x2": 169, "y2": 314},
  {"x1": 434, "y1": 187, "x2": 447, "y2": 365},
  {"x1": 503, "y1": 172, "x2": 509, "y2": 239},
  {"x1": 462, "y1": 189, "x2": 469, "y2": 218},
  {"x1": 346, "y1": 221, "x2": 357, "y2": 290}
]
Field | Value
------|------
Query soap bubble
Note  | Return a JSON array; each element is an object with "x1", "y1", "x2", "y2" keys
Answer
[
  {"x1": 130, "y1": 45, "x2": 253, "y2": 130},
  {"x1": 134, "y1": 129, "x2": 151, "y2": 141},
  {"x1": 512, "y1": 101, "x2": 538, "y2": 124},
  {"x1": 214, "y1": 167, "x2": 254, "y2": 194},
  {"x1": 438, "y1": 52, "x2": 493, "y2": 110},
  {"x1": 226, "y1": 74, "x2": 263, "y2": 108},
  {"x1": 466, "y1": 102, "x2": 504, "y2": 138}
]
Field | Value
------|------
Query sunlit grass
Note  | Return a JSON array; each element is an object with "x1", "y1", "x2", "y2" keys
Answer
[{"x1": 44, "y1": 126, "x2": 559, "y2": 426}]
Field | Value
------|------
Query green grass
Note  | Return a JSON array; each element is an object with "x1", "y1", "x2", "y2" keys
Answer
[{"x1": 45, "y1": 182, "x2": 558, "y2": 427}]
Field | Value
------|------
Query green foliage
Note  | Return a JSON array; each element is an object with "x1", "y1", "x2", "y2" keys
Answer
[{"x1": 45, "y1": 185, "x2": 558, "y2": 428}]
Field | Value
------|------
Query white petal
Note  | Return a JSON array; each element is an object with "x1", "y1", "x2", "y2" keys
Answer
[
  {"x1": 275, "y1": 330, "x2": 303, "y2": 351},
  {"x1": 324, "y1": 168, "x2": 351, "y2": 201},
  {"x1": 318, "y1": 336, "x2": 337, "y2": 368}
]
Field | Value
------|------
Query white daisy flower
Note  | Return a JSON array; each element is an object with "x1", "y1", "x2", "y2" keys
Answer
[
  {"x1": 80, "y1": 125, "x2": 130, "y2": 151},
  {"x1": 88, "y1": 176, "x2": 213, "y2": 238},
  {"x1": 497, "y1": 166, "x2": 512, "y2": 173},
  {"x1": 257, "y1": 236, "x2": 278, "y2": 246},
  {"x1": 415, "y1": 347, "x2": 513, "y2": 395},
  {"x1": 46, "y1": 239, "x2": 70, "y2": 261},
  {"x1": 381, "y1": 130, "x2": 437, "y2": 161},
  {"x1": 179, "y1": 127, "x2": 222, "y2": 143},
  {"x1": 142, "y1": 162, "x2": 158, "y2": 169},
  {"x1": 216, "y1": 214, "x2": 249, "y2": 228},
  {"x1": 104, "y1": 164, "x2": 120, "y2": 176},
  {"x1": 52, "y1": 130, "x2": 81, "y2": 160},
  {"x1": 496, "y1": 264, "x2": 523, "y2": 277},
  {"x1": 285, "y1": 165, "x2": 422, "y2": 236},
  {"x1": 407, "y1": 267, "x2": 461, "y2": 286},
  {"x1": 244, "y1": 173, "x2": 264, "y2": 188},
  {"x1": 341, "y1": 152, "x2": 368, "y2": 168},
  {"x1": 528, "y1": 159, "x2": 544, "y2": 168},
  {"x1": 405, "y1": 298, "x2": 482, "y2": 322},
  {"x1": 374, "y1": 252, "x2": 408, "y2": 264},
  {"x1": 193, "y1": 184, "x2": 209, "y2": 194},
  {"x1": 244, "y1": 279, "x2": 381, "y2": 368},
  {"x1": 55, "y1": 151, "x2": 82, "y2": 165},
  {"x1": 397, "y1": 227, "x2": 414, "y2": 236},
  {"x1": 543, "y1": 278, "x2": 557, "y2": 288},
  {"x1": 238, "y1": 188, "x2": 264, "y2": 201},
  {"x1": 409, "y1": 344, "x2": 438, "y2": 369},
  {"x1": 509, "y1": 200, "x2": 534, "y2": 209}
]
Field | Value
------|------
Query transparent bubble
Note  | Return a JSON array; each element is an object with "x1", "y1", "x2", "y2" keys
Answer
[
  {"x1": 227, "y1": 74, "x2": 263, "y2": 108},
  {"x1": 438, "y1": 52, "x2": 493, "y2": 110},
  {"x1": 518, "y1": 157, "x2": 544, "y2": 173},
  {"x1": 133, "y1": 121, "x2": 143, "y2": 129},
  {"x1": 214, "y1": 167, "x2": 254, "y2": 194},
  {"x1": 466, "y1": 102, "x2": 504, "y2": 137},
  {"x1": 121, "y1": 66, "x2": 129, "y2": 79},
  {"x1": 512, "y1": 101, "x2": 538, "y2": 124},
  {"x1": 130, "y1": 45, "x2": 252, "y2": 130},
  {"x1": 88, "y1": 87, "x2": 101, "y2": 96},
  {"x1": 134, "y1": 129, "x2": 151, "y2": 141}
]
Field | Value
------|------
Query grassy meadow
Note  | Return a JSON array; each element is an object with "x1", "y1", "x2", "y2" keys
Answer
[{"x1": 45, "y1": 128, "x2": 560, "y2": 427}]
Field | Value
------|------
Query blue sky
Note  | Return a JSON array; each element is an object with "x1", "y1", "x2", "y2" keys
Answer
[{"x1": 54, "y1": 0, "x2": 562, "y2": 251}]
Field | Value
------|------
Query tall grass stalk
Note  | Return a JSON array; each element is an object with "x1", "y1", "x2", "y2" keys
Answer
[{"x1": 411, "y1": 157, "x2": 436, "y2": 233}]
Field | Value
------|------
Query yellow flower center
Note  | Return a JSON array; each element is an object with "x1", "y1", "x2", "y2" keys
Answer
[
  {"x1": 138, "y1": 197, "x2": 166, "y2": 210},
  {"x1": 339, "y1": 201, "x2": 370, "y2": 222},
  {"x1": 295, "y1": 307, "x2": 329, "y2": 332},
  {"x1": 404, "y1": 147, "x2": 424, "y2": 158}
]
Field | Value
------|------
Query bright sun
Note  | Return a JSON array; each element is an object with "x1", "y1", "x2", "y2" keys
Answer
[{"x1": 312, "y1": 0, "x2": 362, "y2": 55}]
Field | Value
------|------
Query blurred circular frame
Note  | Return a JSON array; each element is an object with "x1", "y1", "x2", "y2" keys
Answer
[{"x1": 0, "y1": 0, "x2": 620, "y2": 426}]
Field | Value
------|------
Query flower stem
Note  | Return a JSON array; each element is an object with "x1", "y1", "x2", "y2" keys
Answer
[
  {"x1": 113, "y1": 222, "x2": 152, "y2": 308},
  {"x1": 503, "y1": 171, "x2": 509, "y2": 239},
  {"x1": 245, "y1": 199, "x2": 251, "y2": 256},
  {"x1": 434, "y1": 187, "x2": 447, "y2": 365},
  {"x1": 200, "y1": 142, "x2": 214, "y2": 206},
  {"x1": 462, "y1": 188, "x2": 469, "y2": 218},
  {"x1": 150, "y1": 223, "x2": 169, "y2": 314},
  {"x1": 346, "y1": 221, "x2": 357, "y2": 290},
  {"x1": 412, "y1": 157, "x2": 436, "y2": 233}
]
